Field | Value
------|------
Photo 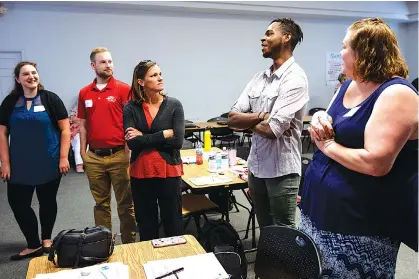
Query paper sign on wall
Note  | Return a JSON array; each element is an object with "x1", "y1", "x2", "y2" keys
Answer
[{"x1": 326, "y1": 52, "x2": 343, "y2": 86}]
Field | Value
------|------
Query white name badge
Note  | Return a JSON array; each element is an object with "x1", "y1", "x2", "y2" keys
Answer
[
  {"x1": 34, "y1": 105, "x2": 46, "y2": 112},
  {"x1": 343, "y1": 106, "x2": 360, "y2": 117},
  {"x1": 85, "y1": 100, "x2": 93, "y2": 108}
]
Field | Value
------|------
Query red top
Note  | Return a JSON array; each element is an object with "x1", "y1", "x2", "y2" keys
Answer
[
  {"x1": 77, "y1": 76, "x2": 130, "y2": 148},
  {"x1": 130, "y1": 103, "x2": 183, "y2": 179}
]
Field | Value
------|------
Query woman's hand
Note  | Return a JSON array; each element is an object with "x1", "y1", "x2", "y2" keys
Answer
[
  {"x1": 59, "y1": 157, "x2": 70, "y2": 174},
  {"x1": 308, "y1": 111, "x2": 335, "y2": 141},
  {"x1": 314, "y1": 137, "x2": 336, "y2": 154},
  {"x1": 1, "y1": 162, "x2": 10, "y2": 181},
  {"x1": 125, "y1": 127, "x2": 143, "y2": 140},
  {"x1": 163, "y1": 129, "x2": 174, "y2": 139}
]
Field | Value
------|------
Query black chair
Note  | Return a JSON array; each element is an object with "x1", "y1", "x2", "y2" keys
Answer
[
  {"x1": 184, "y1": 120, "x2": 200, "y2": 147},
  {"x1": 308, "y1": 107, "x2": 326, "y2": 116},
  {"x1": 220, "y1": 112, "x2": 229, "y2": 118},
  {"x1": 207, "y1": 117, "x2": 240, "y2": 148},
  {"x1": 235, "y1": 147, "x2": 256, "y2": 247},
  {"x1": 298, "y1": 157, "x2": 312, "y2": 205},
  {"x1": 254, "y1": 225, "x2": 322, "y2": 279},
  {"x1": 301, "y1": 128, "x2": 314, "y2": 153},
  {"x1": 182, "y1": 139, "x2": 194, "y2": 150}
]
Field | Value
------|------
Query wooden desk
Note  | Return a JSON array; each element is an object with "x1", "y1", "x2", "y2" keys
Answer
[
  {"x1": 186, "y1": 118, "x2": 311, "y2": 131},
  {"x1": 185, "y1": 122, "x2": 228, "y2": 132},
  {"x1": 181, "y1": 148, "x2": 246, "y2": 190},
  {"x1": 181, "y1": 148, "x2": 248, "y2": 224},
  {"x1": 26, "y1": 235, "x2": 205, "y2": 279}
]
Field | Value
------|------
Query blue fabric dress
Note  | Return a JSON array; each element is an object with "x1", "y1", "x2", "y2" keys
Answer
[
  {"x1": 9, "y1": 95, "x2": 60, "y2": 186},
  {"x1": 299, "y1": 77, "x2": 418, "y2": 279}
]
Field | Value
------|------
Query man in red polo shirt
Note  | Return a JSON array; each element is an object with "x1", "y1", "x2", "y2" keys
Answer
[{"x1": 78, "y1": 47, "x2": 136, "y2": 243}]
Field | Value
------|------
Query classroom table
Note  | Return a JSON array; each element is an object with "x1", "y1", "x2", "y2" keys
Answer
[{"x1": 26, "y1": 235, "x2": 205, "y2": 279}]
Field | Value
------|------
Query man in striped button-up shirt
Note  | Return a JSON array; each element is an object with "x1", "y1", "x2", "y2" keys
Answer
[{"x1": 228, "y1": 18, "x2": 309, "y2": 228}]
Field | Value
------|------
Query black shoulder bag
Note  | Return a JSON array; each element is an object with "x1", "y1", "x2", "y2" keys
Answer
[{"x1": 48, "y1": 226, "x2": 116, "y2": 268}]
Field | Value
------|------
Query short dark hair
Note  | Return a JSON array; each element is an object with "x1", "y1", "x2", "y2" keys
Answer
[{"x1": 270, "y1": 18, "x2": 303, "y2": 50}]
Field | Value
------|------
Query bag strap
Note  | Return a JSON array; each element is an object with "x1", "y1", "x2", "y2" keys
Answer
[
  {"x1": 77, "y1": 233, "x2": 117, "y2": 264},
  {"x1": 73, "y1": 227, "x2": 88, "y2": 269},
  {"x1": 48, "y1": 229, "x2": 72, "y2": 265}
]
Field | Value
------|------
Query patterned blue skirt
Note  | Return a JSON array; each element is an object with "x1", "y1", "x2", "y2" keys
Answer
[{"x1": 299, "y1": 213, "x2": 400, "y2": 279}]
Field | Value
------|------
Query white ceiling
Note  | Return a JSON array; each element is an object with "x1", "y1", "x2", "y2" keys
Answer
[{"x1": 5, "y1": 1, "x2": 419, "y2": 22}]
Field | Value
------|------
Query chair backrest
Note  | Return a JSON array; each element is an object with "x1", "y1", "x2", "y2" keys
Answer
[
  {"x1": 199, "y1": 219, "x2": 247, "y2": 279},
  {"x1": 308, "y1": 108, "x2": 326, "y2": 116},
  {"x1": 299, "y1": 157, "x2": 312, "y2": 195},
  {"x1": 236, "y1": 146, "x2": 250, "y2": 161},
  {"x1": 255, "y1": 225, "x2": 322, "y2": 279},
  {"x1": 182, "y1": 140, "x2": 194, "y2": 150},
  {"x1": 207, "y1": 116, "x2": 227, "y2": 122}
]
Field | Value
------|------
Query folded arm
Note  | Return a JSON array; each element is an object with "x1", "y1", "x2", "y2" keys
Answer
[
  {"x1": 252, "y1": 75, "x2": 308, "y2": 139},
  {"x1": 321, "y1": 84, "x2": 418, "y2": 176},
  {"x1": 162, "y1": 101, "x2": 185, "y2": 149},
  {"x1": 123, "y1": 105, "x2": 167, "y2": 151}
]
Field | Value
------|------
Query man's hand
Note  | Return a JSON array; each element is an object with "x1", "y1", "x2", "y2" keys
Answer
[
  {"x1": 283, "y1": 121, "x2": 297, "y2": 137},
  {"x1": 1, "y1": 162, "x2": 10, "y2": 181},
  {"x1": 125, "y1": 127, "x2": 143, "y2": 140}
]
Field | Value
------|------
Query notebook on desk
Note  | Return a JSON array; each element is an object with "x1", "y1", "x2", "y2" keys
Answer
[{"x1": 143, "y1": 253, "x2": 229, "y2": 279}]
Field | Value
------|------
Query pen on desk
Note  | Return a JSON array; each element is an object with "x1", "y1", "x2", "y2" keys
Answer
[{"x1": 155, "y1": 267, "x2": 184, "y2": 279}]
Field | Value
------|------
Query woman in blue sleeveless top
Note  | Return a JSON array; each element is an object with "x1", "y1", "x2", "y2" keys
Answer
[
  {"x1": 300, "y1": 18, "x2": 418, "y2": 278},
  {"x1": 0, "y1": 62, "x2": 71, "y2": 260}
]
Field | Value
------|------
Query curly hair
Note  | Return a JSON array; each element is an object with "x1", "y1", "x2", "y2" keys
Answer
[{"x1": 348, "y1": 17, "x2": 408, "y2": 83}]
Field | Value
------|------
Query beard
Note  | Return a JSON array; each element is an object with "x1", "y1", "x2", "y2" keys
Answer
[
  {"x1": 96, "y1": 69, "x2": 113, "y2": 79},
  {"x1": 262, "y1": 43, "x2": 283, "y2": 59}
]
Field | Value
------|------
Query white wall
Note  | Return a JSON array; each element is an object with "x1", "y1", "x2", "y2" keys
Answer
[
  {"x1": 405, "y1": 22, "x2": 418, "y2": 81},
  {"x1": 0, "y1": 4, "x2": 415, "y2": 121}
]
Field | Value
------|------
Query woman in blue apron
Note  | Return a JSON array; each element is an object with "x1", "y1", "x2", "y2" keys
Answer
[
  {"x1": 300, "y1": 18, "x2": 418, "y2": 278},
  {"x1": 0, "y1": 62, "x2": 70, "y2": 260}
]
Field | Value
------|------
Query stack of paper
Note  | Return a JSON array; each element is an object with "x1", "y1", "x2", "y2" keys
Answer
[
  {"x1": 181, "y1": 156, "x2": 196, "y2": 164},
  {"x1": 32, "y1": 262, "x2": 129, "y2": 279},
  {"x1": 189, "y1": 176, "x2": 233, "y2": 186},
  {"x1": 143, "y1": 253, "x2": 229, "y2": 279}
]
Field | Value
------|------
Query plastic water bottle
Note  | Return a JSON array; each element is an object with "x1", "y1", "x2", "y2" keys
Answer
[
  {"x1": 221, "y1": 153, "x2": 229, "y2": 170},
  {"x1": 195, "y1": 143, "x2": 203, "y2": 165},
  {"x1": 216, "y1": 152, "x2": 222, "y2": 170},
  {"x1": 204, "y1": 130, "x2": 212, "y2": 151}
]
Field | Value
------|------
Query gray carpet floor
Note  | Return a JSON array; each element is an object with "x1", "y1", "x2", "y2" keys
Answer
[{"x1": 0, "y1": 147, "x2": 417, "y2": 278}]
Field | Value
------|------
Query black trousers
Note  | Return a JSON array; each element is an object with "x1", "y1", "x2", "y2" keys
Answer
[
  {"x1": 131, "y1": 177, "x2": 183, "y2": 241},
  {"x1": 7, "y1": 176, "x2": 61, "y2": 249}
]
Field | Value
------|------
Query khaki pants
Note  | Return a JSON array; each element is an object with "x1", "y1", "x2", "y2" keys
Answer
[{"x1": 82, "y1": 150, "x2": 136, "y2": 243}]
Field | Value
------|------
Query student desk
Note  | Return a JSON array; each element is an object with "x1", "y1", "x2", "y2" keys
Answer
[{"x1": 26, "y1": 235, "x2": 205, "y2": 279}]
